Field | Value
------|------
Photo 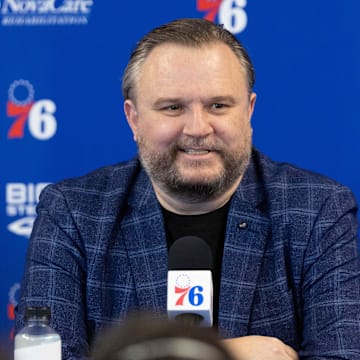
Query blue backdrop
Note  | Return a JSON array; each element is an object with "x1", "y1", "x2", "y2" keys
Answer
[{"x1": 1, "y1": 0, "x2": 359, "y2": 350}]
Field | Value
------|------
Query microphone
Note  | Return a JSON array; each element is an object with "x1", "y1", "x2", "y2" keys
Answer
[{"x1": 167, "y1": 236, "x2": 213, "y2": 327}]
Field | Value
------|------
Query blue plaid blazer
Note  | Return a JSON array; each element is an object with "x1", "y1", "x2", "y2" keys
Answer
[{"x1": 15, "y1": 149, "x2": 360, "y2": 359}]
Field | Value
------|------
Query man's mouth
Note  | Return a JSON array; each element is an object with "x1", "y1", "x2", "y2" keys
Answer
[{"x1": 182, "y1": 148, "x2": 210, "y2": 155}]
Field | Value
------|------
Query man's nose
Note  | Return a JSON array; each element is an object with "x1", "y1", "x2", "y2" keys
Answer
[{"x1": 182, "y1": 107, "x2": 213, "y2": 137}]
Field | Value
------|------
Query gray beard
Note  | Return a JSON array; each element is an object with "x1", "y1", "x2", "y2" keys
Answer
[{"x1": 137, "y1": 137, "x2": 252, "y2": 203}]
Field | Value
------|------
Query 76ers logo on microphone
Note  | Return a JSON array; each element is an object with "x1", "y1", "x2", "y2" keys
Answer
[
  {"x1": 7, "y1": 79, "x2": 57, "y2": 140},
  {"x1": 175, "y1": 274, "x2": 204, "y2": 306},
  {"x1": 167, "y1": 270, "x2": 213, "y2": 326}
]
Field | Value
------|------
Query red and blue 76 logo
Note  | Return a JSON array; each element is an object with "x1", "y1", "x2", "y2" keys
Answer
[
  {"x1": 7, "y1": 79, "x2": 57, "y2": 140},
  {"x1": 196, "y1": 0, "x2": 248, "y2": 35}
]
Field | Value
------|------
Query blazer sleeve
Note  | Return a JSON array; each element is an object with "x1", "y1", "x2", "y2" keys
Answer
[
  {"x1": 300, "y1": 186, "x2": 360, "y2": 358},
  {"x1": 15, "y1": 183, "x2": 89, "y2": 359}
]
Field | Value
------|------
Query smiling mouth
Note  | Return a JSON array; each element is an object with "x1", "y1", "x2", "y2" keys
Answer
[{"x1": 182, "y1": 148, "x2": 210, "y2": 155}]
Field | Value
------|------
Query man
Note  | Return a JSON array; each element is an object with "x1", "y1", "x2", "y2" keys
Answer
[{"x1": 15, "y1": 18, "x2": 360, "y2": 359}]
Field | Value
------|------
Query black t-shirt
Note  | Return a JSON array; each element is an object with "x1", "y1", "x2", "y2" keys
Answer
[{"x1": 161, "y1": 202, "x2": 230, "y2": 326}]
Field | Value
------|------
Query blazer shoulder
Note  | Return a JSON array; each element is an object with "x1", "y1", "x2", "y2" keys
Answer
[
  {"x1": 38, "y1": 157, "x2": 143, "y2": 214},
  {"x1": 249, "y1": 149, "x2": 358, "y2": 214},
  {"x1": 55, "y1": 157, "x2": 139, "y2": 189},
  {"x1": 254, "y1": 149, "x2": 349, "y2": 191}
]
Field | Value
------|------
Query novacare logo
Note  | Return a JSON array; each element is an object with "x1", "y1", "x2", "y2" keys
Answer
[
  {"x1": 1, "y1": 0, "x2": 93, "y2": 13},
  {"x1": 1, "y1": 0, "x2": 94, "y2": 26}
]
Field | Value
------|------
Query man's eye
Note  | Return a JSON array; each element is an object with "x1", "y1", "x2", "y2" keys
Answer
[
  {"x1": 212, "y1": 103, "x2": 225, "y2": 109},
  {"x1": 167, "y1": 104, "x2": 181, "y2": 111}
]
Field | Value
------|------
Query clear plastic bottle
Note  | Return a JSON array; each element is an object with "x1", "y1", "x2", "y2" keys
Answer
[{"x1": 14, "y1": 306, "x2": 61, "y2": 360}]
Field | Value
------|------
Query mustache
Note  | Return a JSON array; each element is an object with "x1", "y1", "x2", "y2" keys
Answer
[{"x1": 175, "y1": 137, "x2": 221, "y2": 151}]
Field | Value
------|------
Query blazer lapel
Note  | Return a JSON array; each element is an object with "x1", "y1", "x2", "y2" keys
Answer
[
  {"x1": 121, "y1": 171, "x2": 168, "y2": 314},
  {"x1": 218, "y1": 158, "x2": 271, "y2": 337}
]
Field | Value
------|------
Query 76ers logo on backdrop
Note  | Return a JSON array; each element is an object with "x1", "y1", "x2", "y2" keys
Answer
[
  {"x1": 7, "y1": 283, "x2": 20, "y2": 340},
  {"x1": 175, "y1": 274, "x2": 204, "y2": 307},
  {"x1": 197, "y1": 0, "x2": 248, "y2": 34},
  {"x1": 7, "y1": 79, "x2": 57, "y2": 140}
]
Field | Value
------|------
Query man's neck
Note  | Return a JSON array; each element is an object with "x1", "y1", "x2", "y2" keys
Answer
[{"x1": 152, "y1": 178, "x2": 241, "y2": 215}]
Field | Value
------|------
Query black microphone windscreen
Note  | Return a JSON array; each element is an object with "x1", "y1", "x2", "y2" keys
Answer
[{"x1": 168, "y1": 236, "x2": 213, "y2": 270}]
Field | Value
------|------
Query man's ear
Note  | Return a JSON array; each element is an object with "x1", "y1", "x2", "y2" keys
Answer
[
  {"x1": 248, "y1": 92, "x2": 257, "y2": 120},
  {"x1": 124, "y1": 99, "x2": 139, "y2": 141}
]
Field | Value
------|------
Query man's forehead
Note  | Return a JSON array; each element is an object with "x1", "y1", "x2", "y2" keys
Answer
[
  {"x1": 132, "y1": 41, "x2": 249, "y2": 101},
  {"x1": 140, "y1": 42, "x2": 245, "y2": 77}
]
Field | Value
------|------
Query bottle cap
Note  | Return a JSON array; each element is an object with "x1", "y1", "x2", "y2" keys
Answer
[{"x1": 24, "y1": 306, "x2": 51, "y2": 320}]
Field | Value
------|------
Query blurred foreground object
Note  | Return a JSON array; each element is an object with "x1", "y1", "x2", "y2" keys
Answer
[{"x1": 90, "y1": 314, "x2": 235, "y2": 360}]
